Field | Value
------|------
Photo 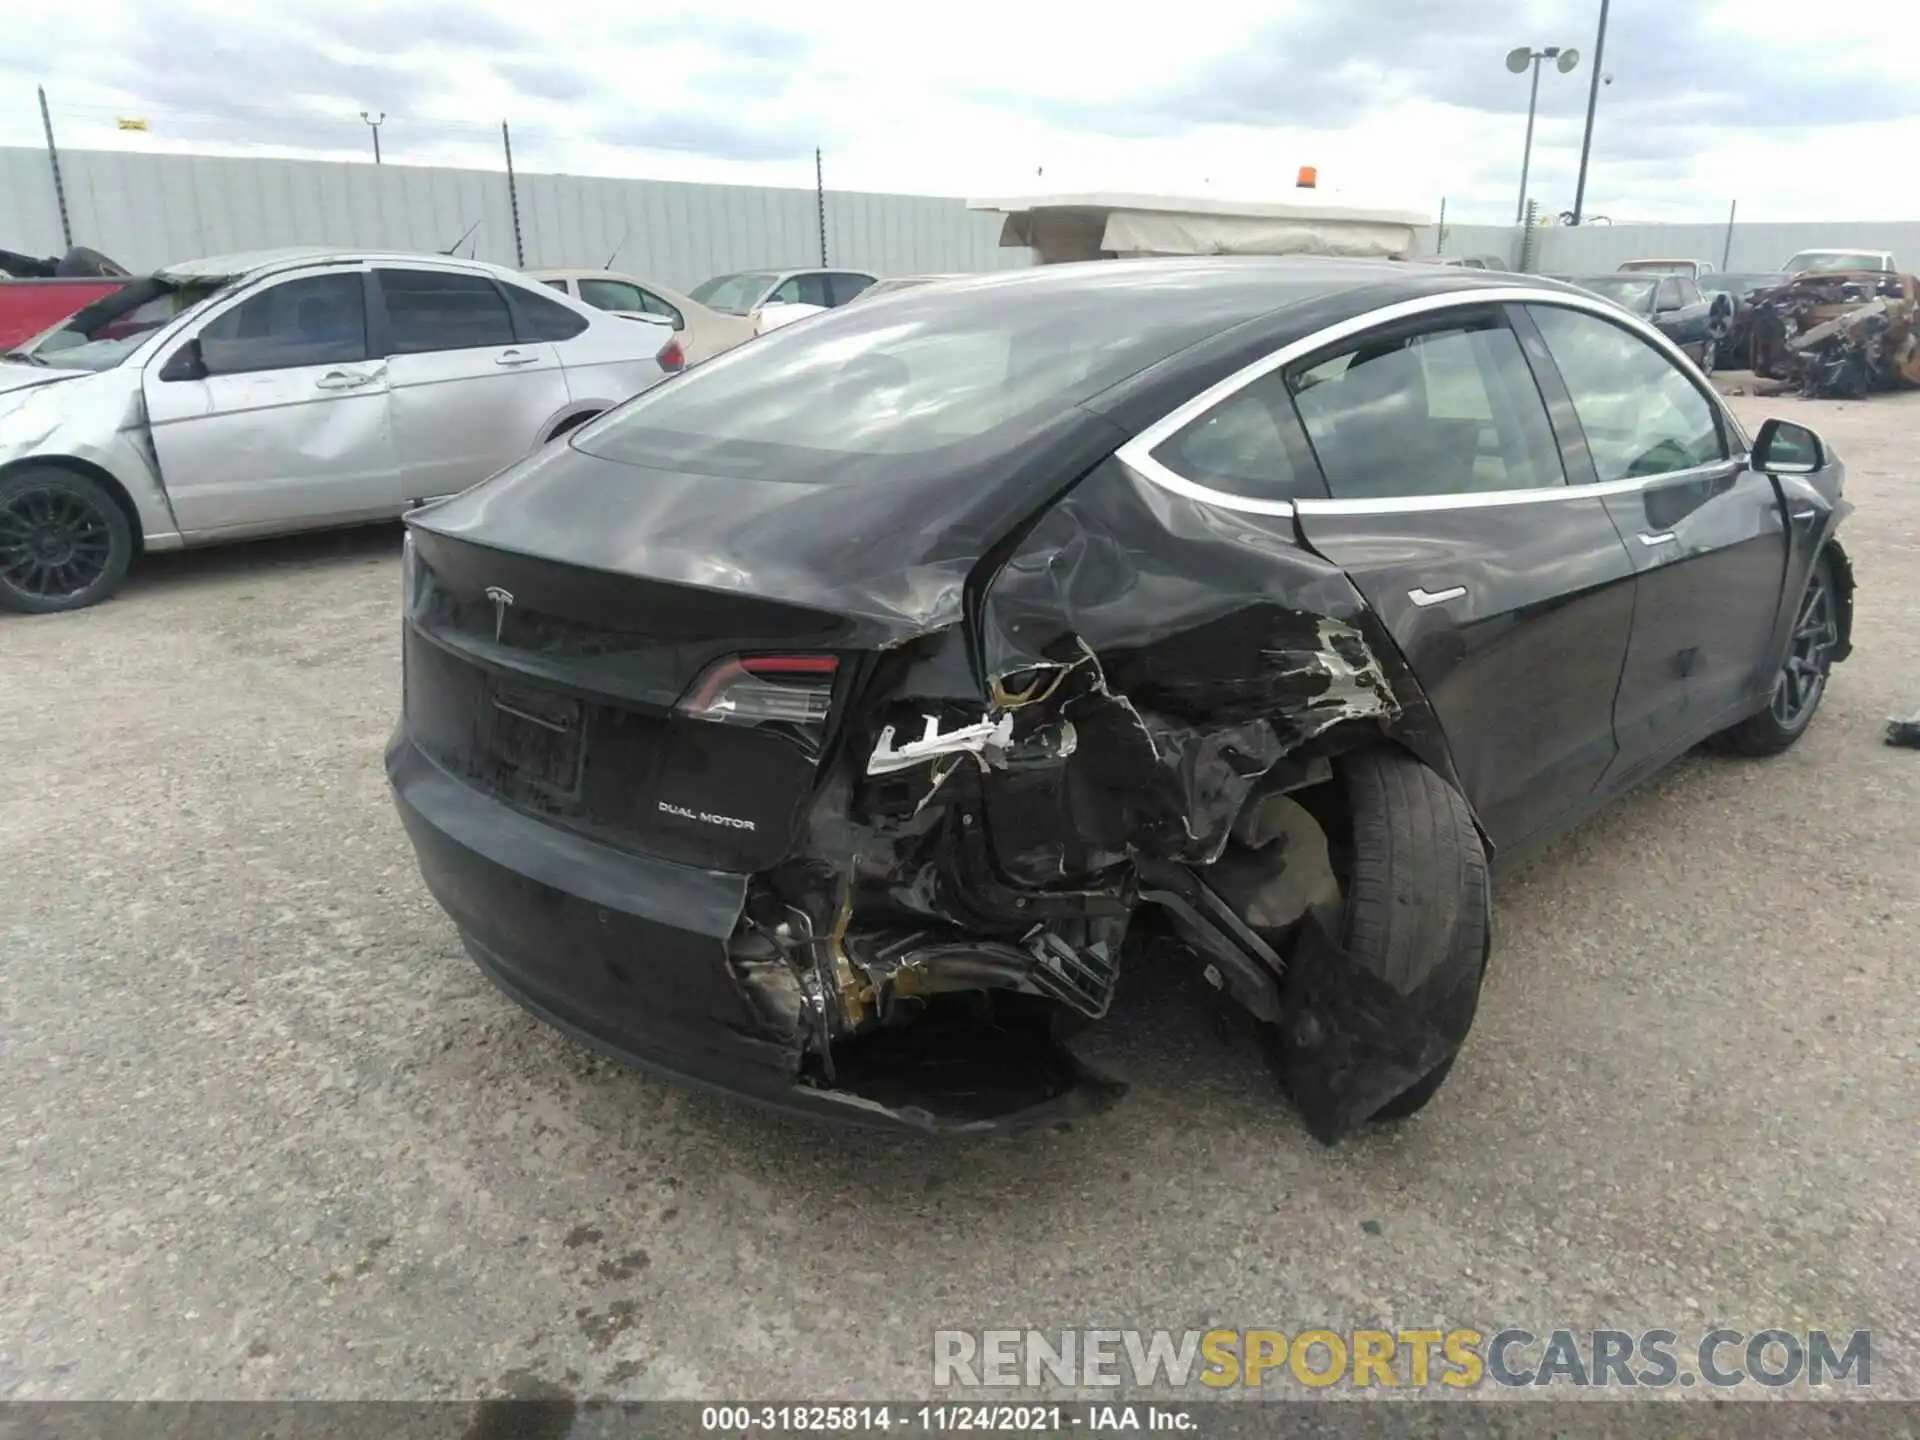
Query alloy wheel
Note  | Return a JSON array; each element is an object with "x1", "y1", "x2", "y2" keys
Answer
[
  {"x1": 1770, "y1": 563, "x2": 1838, "y2": 729},
  {"x1": 0, "y1": 483, "x2": 114, "y2": 602}
]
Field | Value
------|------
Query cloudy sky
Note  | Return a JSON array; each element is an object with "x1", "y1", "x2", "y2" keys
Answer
[{"x1": 2, "y1": 0, "x2": 1915, "y2": 223}]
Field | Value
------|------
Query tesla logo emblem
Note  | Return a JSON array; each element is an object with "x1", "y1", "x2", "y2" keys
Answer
[{"x1": 484, "y1": 586, "x2": 514, "y2": 642}]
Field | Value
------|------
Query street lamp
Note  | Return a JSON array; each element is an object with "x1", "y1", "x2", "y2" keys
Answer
[
  {"x1": 1506, "y1": 44, "x2": 1579, "y2": 225},
  {"x1": 1570, "y1": 0, "x2": 1614, "y2": 225}
]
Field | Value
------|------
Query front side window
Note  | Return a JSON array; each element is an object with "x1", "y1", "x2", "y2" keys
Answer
[
  {"x1": 1528, "y1": 303, "x2": 1726, "y2": 481},
  {"x1": 197, "y1": 272, "x2": 367, "y2": 376},
  {"x1": 377, "y1": 269, "x2": 514, "y2": 354},
  {"x1": 1655, "y1": 278, "x2": 1685, "y2": 311},
  {"x1": 1287, "y1": 320, "x2": 1565, "y2": 501}
]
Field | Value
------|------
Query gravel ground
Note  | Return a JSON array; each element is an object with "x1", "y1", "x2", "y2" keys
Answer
[{"x1": 1, "y1": 389, "x2": 1915, "y2": 1406}]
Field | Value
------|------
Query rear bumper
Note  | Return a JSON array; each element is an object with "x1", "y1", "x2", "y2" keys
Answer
[{"x1": 388, "y1": 729, "x2": 1060, "y2": 1133}]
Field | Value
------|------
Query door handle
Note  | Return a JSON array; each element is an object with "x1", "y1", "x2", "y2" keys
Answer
[
  {"x1": 315, "y1": 370, "x2": 373, "y2": 390},
  {"x1": 1409, "y1": 585, "x2": 1467, "y2": 607},
  {"x1": 495, "y1": 349, "x2": 539, "y2": 366},
  {"x1": 1638, "y1": 531, "x2": 1678, "y2": 546}
]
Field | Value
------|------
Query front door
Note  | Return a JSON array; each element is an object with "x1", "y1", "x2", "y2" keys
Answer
[
  {"x1": 372, "y1": 267, "x2": 572, "y2": 502},
  {"x1": 143, "y1": 268, "x2": 401, "y2": 536},
  {"x1": 1282, "y1": 310, "x2": 1639, "y2": 851},
  {"x1": 1524, "y1": 302, "x2": 1791, "y2": 786}
]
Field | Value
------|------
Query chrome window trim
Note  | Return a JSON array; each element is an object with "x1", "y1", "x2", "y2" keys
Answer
[
  {"x1": 1115, "y1": 284, "x2": 1739, "y2": 521},
  {"x1": 1293, "y1": 459, "x2": 1742, "y2": 516}
]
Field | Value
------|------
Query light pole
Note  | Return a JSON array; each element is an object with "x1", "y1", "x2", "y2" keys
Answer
[
  {"x1": 1570, "y1": 0, "x2": 1613, "y2": 225},
  {"x1": 1506, "y1": 45, "x2": 1579, "y2": 225},
  {"x1": 360, "y1": 110, "x2": 386, "y2": 165}
]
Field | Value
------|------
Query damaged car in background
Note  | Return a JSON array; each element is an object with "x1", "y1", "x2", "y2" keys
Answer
[
  {"x1": 0, "y1": 248, "x2": 678, "y2": 613},
  {"x1": 389, "y1": 261, "x2": 1855, "y2": 1141},
  {"x1": 1751, "y1": 268, "x2": 1920, "y2": 399},
  {"x1": 1563, "y1": 273, "x2": 1734, "y2": 372}
]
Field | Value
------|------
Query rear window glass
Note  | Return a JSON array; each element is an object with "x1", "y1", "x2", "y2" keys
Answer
[
  {"x1": 688, "y1": 271, "x2": 778, "y2": 314},
  {"x1": 574, "y1": 279, "x2": 1240, "y2": 484}
]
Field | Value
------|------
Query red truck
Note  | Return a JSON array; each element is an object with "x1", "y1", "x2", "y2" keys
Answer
[{"x1": 0, "y1": 246, "x2": 133, "y2": 350}]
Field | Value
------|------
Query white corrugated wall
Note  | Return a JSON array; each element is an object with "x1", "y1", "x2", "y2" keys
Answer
[{"x1": 0, "y1": 146, "x2": 1027, "y2": 286}]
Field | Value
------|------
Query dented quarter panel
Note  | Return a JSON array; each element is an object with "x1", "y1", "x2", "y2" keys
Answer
[{"x1": 976, "y1": 456, "x2": 1414, "y2": 865}]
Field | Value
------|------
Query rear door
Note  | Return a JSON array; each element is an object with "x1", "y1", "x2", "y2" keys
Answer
[
  {"x1": 1280, "y1": 307, "x2": 1639, "y2": 850},
  {"x1": 1523, "y1": 301, "x2": 1790, "y2": 786},
  {"x1": 144, "y1": 267, "x2": 402, "y2": 535},
  {"x1": 372, "y1": 266, "x2": 572, "y2": 502}
]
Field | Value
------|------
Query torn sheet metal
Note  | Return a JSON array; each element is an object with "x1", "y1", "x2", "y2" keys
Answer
[
  {"x1": 1751, "y1": 272, "x2": 1920, "y2": 398},
  {"x1": 976, "y1": 455, "x2": 1404, "y2": 866},
  {"x1": 867, "y1": 712, "x2": 1014, "y2": 775}
]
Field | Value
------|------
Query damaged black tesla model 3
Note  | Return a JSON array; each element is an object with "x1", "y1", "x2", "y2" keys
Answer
[{"x1": 389, "y1": 259, "x2": 1854, "y2": 1140}]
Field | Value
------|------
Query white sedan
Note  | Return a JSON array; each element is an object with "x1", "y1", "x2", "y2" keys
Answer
[{"x1": 0, "y1": 247, "x2": 677, "y2": 613}]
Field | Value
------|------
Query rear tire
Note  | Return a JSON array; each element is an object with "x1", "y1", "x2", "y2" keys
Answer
[
  {"x1": 1332, "y1": 747, "x2": 1491, "y2": 1120},
  {"x1": 0, "y1": 466, "x2": 135, "y2": 614}
]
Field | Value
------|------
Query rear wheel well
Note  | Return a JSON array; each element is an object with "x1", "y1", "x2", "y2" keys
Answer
[{"x1": 0, "y1": 456, "x2": 144, "y2": 555}]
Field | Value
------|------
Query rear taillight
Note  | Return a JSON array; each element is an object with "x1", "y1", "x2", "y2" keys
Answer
[
  {"x1": 678, "y1": 655, "x2": 838, "y2": 727},
  {"x1": 657, "y1": 337, "x2": 686, "y2": 372}
]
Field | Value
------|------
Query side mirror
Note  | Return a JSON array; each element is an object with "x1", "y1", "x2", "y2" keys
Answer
[
  {"x1": 1753, "y1": 417, "x2": 1825, "y2": 474},
  {"x1": 159, "y1": 338, "x2": 206, "y2": 382}
]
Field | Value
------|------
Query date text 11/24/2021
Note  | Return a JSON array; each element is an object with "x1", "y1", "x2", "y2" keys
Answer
[{"x1": 700, "y1": 1405, "x2": 1198, "y2": 1432}]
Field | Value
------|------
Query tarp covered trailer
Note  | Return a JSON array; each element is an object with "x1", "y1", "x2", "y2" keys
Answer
[{"x1": 967, "y1": 192, "x2": 1430, "y2": 264}]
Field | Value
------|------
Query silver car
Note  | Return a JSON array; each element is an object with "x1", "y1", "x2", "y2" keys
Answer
[{"x1": 0, "y1": 248, "x2": 677, "y2": 613}]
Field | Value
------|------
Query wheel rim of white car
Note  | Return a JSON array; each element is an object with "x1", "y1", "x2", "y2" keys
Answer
[{"x1": 0, "y1": 485, "x2": 113, "y2": 600}]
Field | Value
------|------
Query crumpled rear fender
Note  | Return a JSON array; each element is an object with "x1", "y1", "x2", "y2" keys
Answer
[{"x1": 972, "y1": 455, "x2": 1466, "y2": 860}]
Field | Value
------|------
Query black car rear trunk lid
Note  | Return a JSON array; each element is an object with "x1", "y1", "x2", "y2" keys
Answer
[{"x1": 406, "y1": 526, "x2": 874, "y2": 873}]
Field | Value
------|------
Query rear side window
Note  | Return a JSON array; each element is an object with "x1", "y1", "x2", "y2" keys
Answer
[
  {"x1": 635, "y1": 289, "x2": 685, "y2": 328},
  {"x1": 377, "y1": 269, "x2": 515, "y2": 354},
  {"x1": 1527, "y1": 304, "x2": 1725, "y2": 480},
  {"x1": 828, "y1": 273, "x2": 875, "y2": 305},
  {"x1": 1287, "y1": 321, "x2": 1566, "y2": 500},
  {"x1": 579, "y1": 278, "x2": 645, "y2": 312},
  {"x1": 769, "y1": 273, "x2": 831, "y2": 307},
  {"x1": 1149, "y1": 373, "x2": 1310, "y2": 502},
  {"x1": 502, "y1": 281, "x2": 589, "y2": 341},
  {"x1": 198, "y1": 272, "x2": 368, "y2": 375}
]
